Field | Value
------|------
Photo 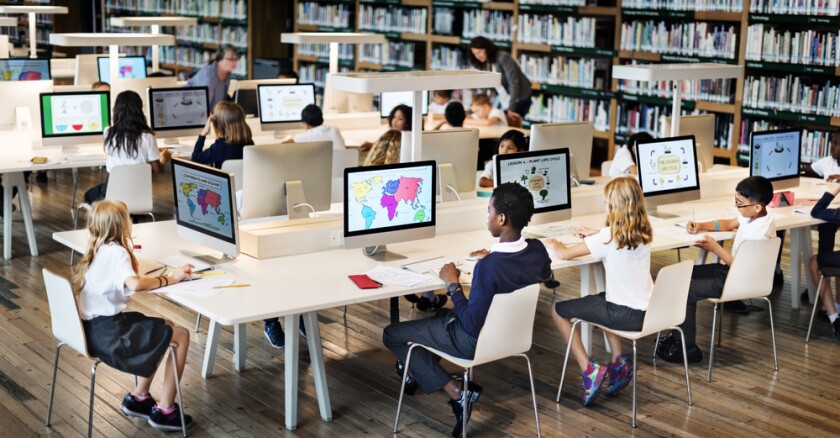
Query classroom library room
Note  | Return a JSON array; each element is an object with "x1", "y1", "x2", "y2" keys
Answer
[{"x1": 2, "y1": 0, "x2": 840, "y2": 437}]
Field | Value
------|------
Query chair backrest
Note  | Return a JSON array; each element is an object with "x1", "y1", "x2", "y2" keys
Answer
[
  {"x1": 105, "y1": 163, "x2": 153, "y2": 214},
  {"x1": 221, "y1": 159, "x2": 244, "y2": 193},
  {"x1": 600, "y1": 160, "x2": 612, "y2": 178},
  {"x1": 720, "y1": 237, "x2": 781, "y2": 301},
  {"x1": 640, "y1": 261, "x2": 694, "y2": 335},
  {"x1": 471, "y1": 284, "x2": 541, "y2": 365},
  {"x1": 42, "y1": 269, "x2": 92, "y2": 358}
]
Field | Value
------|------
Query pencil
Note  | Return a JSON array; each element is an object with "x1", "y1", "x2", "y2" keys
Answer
[
  {"x1": 144, "y1": 265, "x2": 165, "y2": 275},
  {"x1": 213, "y1": 283, "x2": 251, "y2": 289}
]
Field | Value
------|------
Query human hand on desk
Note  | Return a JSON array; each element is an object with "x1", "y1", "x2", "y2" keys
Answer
[
  {"x1": 469, "y1": 249, "x2": 489, "y2": 260},
  {"x1": 166, "y1": 264, "x2": 194, "y2": 283},
  {"x1": 826, "y1": 174, "x2": 840, "y2": 183},
  {"x1": 439, "y1": 263, "x2": 461, "y2": 285},
  {"x1": 159, "y1": 148, "x2": 172, "y2": 165},
  {"x1": 575, "y1": 226, "x2": 598, "y2": 239}
]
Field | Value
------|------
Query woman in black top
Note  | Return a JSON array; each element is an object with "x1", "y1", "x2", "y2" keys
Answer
[{"x1": 468, "y1": 36, "x2": 532, "y2": 118}]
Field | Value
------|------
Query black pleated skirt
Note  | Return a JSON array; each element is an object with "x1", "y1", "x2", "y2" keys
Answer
[{"x1": 82, "y1": 311, "x2": 173, "y2": 378}]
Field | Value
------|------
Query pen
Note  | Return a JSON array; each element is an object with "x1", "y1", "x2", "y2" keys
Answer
[
  {"x1": 692, "y1": 207, "x2": 696, "y2": 226},
  {"x1": 213, "y1": 283, "x2": 251, "y2": 289},
  {"x1": 144, "y1": 265, "x2": 165, "y2": 275}
]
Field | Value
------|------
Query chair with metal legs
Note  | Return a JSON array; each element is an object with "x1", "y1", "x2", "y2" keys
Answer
[{"x1": 806, "y1": 267, "x2": 840, "y2": 342}]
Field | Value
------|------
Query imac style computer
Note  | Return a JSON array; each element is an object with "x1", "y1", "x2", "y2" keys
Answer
[
  {"x1": 97, "y1": 56, "x2": 147, "y2": 82},
  {"x1": 496, "y1": 148, "x2": 572, "y2": 224},
  {"x1": 75, "y1": 53, "x2": 124, "y2": 85},
  {"x1": 39, "y1": 91, "x2": 110, "y2": 150},
  {"x1": 257, "y1": 83, "x2": 316, "y2": 132},
  {"x1": 749, "y1": 128, "x2": 801, "y2": 191},
  {"x1": 0, "y1": 79, "x2": 52, "y2": 130},
  {"x1": 171, "y1": 158, "x2": 239, "y2": 261},
  {"x1": 0, "y1": 59, "x2": 51, "y2": 81},
  {"x1": 635, "y1": 135, "x2": 701, "y2": 218},
  {"x1": 529, "y1": 121, "x2": 594, "y2": 185},
  {"x1": 234, "y1": 78, "x2": 295, "y2": 117},
  {"x1": 110, "y1": 76, "x2": 178, "y2": 114},
  {"x1": 344, "y1": 160, "x2": 436, "y2": 261},
  {"x1": 410, "y1": 128, "x2": 479, "y2": 202},
  {"x1": 148, "y1": 86, "x2": 209, "y2": 141},
  {"x1": 241, "y1": 141, "x2": 333, "y2": 220},
  {"x1": 379, "y1": 90, "x2": 429, "y2": 117},
  {"x1": 665, "y1": 114, "x2": 715, "y2": 172}
]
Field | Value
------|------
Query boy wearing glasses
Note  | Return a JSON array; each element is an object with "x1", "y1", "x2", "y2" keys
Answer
[{"x1": 657, "y1": 176, "x2": 776, "y2": 363}]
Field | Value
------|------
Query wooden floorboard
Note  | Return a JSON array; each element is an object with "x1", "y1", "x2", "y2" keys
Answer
[{"x1": 1, "y1": 167, "x2": 840, "y2": 436}]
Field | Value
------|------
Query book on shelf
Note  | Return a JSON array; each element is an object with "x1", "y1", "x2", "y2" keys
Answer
[
  {"x1": 517, "y1": 14, "x2": 596, "y2": 48},
  {"x1": 527, "y1": 94, "x2": 610, "y2": 132},
  {"x1": 620, "y1": 21, "x2": 738, "y2": 59},
  {"x1": 431, "y1": 45, "x2": 466, "y2": 70},
  {"x1": 297, "y1": 2, "x2": 352, "y2": 28},
  {"x1": 462, "y1": 10, "x2": 513, "y2": 42},
  {"x1": 298, "y1": 43, "x2": 354, "y2": 61},
  {"x1": 743, "y1": 74, "x2": 840, "y2": 117},
  {"x1": 519, "y1": 53, "x2": 603, "y2": 89},
  {"x1": 359, "y1": 5, "x2": 427, "y2": 34},
  {"x1": 746, "y1": 24, "x2": 840, "y2": 67},
  {"x1": 749, "y1": 0, "x2": 840, "y2": 16},
  {"x1": 359, "y1": 41, "x2": 417, "y2": 68},
  {"x1": 624, "y1": 0, "x2": 741, "y2": 12}
]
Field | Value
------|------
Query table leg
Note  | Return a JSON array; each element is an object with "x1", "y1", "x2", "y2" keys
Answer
[
  {"x1": 284, "y1": 314, "x2": 300, "y2": 430},
  {"x1": 233, "y1": 323, "x2": 246, "y2": 372},
  {"x1": 801, "y1": 228, "x2": 815, "y2": 303},
  {"x1": 201, "y1": 319, "x2": 221, "y2": 378},
  {"x1": 3, "y1": 179, "x2": 11, "y2": 259},
  {"x1": 303, "y1": 311, "x2": 332, "y2": 422},
  {"x1": 2, "y1": 172, "x2": 37, "y2": 259},
  {"x1": 790, "y1": 229, "x2": 801, "y2": 310}
]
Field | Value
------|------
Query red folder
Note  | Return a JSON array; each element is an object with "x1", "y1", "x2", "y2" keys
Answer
[{"x1": 349, "y1": 274, "x2": 382, "y2": 289}]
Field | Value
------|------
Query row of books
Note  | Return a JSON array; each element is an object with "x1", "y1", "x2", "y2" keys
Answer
[
  {"x1": 297, "y1": 2, "x2": 352, "y2": 28},
  {"x1": 743, "y1": 74, "x2": 840, "y2": 116},
  {"x1": 359, "y1": 6, "x2": 428, "y2": 34},
  {"x1": 160, "y1": 46, "x2": 248, "y2": 77},
  {"x1": 359, "y1": 42, "x2": 417, "y2": 68},
  {"x1": 520, "y1": 0, "x2": 586, "y2": 5},
  {"x1": 136, "y1": 0, "x2": 175, "y2": 14},
  {"x1": 220, "y1": 26, "x2": 248, "y2": 49},
  {"x1": 176, "y1": 23, "x2": 220, "y2": 45},
  {"x1": 433, "y1": 8, "x2": 456, "y2": 35},
  {"x1": 518, "y1": 53, "x2": 603, "y2": 89},
  {"x1": 748, "y1": 0, "x2": 840, "y2": 15},
  {"x1": 616, "y1": 103, "x2": 735, "y2": 145},
  {"x1": 517, "y1": 15, "x2": 597, "y2": 48},
  {"x1": 617, "y1": 77, "x2": 735, "y2": 104},
  {"x1": 622, "y1": 0, "x2": 742, "y2": 11},
  {"x1": 220, "y1": 0, "x2": 247, "y2": 19},
  {"x1": 527, "y1": 94, "x2": 610, "y2": 132},
  {"x1": 745, "y1": 25, "x2": 840, "y2": 66},
  {"x1": 431, "y1": 45, "x2": 467, "y2": 70},
  {"x1": 463, "y1": 10, "x2": 514, "y2": 42},
  {"x1": 738, "y1": 118, "x2": 833, "y2": 163},
  {"x1": 297, "y1": 43, "x2": 354, "y2": 61},
  {"x1": 620, "y1": 21, "x2": 738, "y2": 59},
  {"x1": 298, "y1": 63, "x2": 352, "y2": 89}
]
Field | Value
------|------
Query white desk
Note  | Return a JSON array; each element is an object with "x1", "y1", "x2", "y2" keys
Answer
[
  {"x1": 109, "y1": 17, "x2": 197, "y2": 73},
  {"x1": 0, "y1": 5, "x2": 67, "y2": 59}
]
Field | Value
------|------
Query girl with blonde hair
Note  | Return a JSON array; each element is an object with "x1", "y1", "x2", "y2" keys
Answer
[
  {"x1": 191, "y1": 101, "x2": 254, "y2": 168},
  {"x1": 547, "y1": 176, "x2": 653, "y2": 407},
  {"x1": 73, "y1": 200, "x2": 195, "y2": 431},
  {"x1": 363, "y1": 129, "x2": 402, "y2": 166}
]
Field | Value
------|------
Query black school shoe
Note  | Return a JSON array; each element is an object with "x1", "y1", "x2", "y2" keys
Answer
[
  {"x1": 449, "y1": 382, "x2": 482, "y2": 438},
  {"x1": 833, "y1": 319, "x2": 840, "y2": 341},
  {"x1": 148, "y1": 403, "x2": 193, "y2": 431},
  {"x1": 120, "y1": 393, "x2": 156, "y2": 419},
  {"x1": 395, "y1": 360, "x2": 419, "y2": 395},
  {"x1": 656, "y1": 338, "x2": 703, "y2": 364},
  {"x1": 417, "y1": 294, "x2": 448, "y2": 312}
]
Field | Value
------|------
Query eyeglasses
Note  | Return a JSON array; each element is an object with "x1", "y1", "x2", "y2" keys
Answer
[
  {"x1": 223, "y1": 57, "x2": 240, "y2": 62},
  {"x1": 735, "y1": 201, "x2": 759, "y2": 209}
]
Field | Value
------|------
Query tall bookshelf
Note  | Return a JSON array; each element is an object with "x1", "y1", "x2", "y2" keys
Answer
[
  {"x1": 0, "y1": 0, "x2": 59, "y2": 56},
  {"x1": 291, "y1": 0, "x2": 840, "y2": 167}
]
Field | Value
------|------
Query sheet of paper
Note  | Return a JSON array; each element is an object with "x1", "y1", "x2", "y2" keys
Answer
[
  {"x1": 656, "y1": 226, "x2": 735, "y2": 243},
  {"x1": 366, "y1": 265, "x2": 437, "y2": 288},
  {"x1": 152, "y1": 278, "x2": 234, "y2": 295},
  {"x1": 158, "y1": 255, "x2": 213, "y2": 272}
]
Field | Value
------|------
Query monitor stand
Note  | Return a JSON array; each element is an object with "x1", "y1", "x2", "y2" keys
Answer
[
  {"x1": 286, "y1": 180, "x2": 314, "y2": 220},
  {"x1": 647, "y1": 207, "x2": 678, "y2": 220},
  {"x1": 362, "y1": 245, "x2": 407, "y2": 262},
  {"x1": 180, "y1": 249, "x2": 235, "y2": 266},
  {"x1": 439, "y1": 163, "x2": 462, "y2": 203}
]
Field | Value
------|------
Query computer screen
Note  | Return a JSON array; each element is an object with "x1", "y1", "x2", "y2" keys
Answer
[
  {"x1": 379, "y1": 90, "x2": 429, "y2": 117},
  {"x1": 171, "y1": 158, "x2": 239, "y2": 258},
  {"x1": 234, "y1": 78, "x2": 296, "y2": 117},
  {"x1": 257, "y1": 83, "x2": 316, "y2": 124},
  {"x1": 252, "y1": 58, "x2": 282, "y2": 79},
  {"x1": 750, "y1": 128, "x2": 801, "y2": 190},
  {"x1": 496, "y1": 148, "x2": 572, "y2": 222},
  {"x1": 0, "y1": 58, "x2": 51, "y2": 81},
  {"x1": 148, "y1": 86, "x2": 209, "y2": 132},
  {"x1": 97, "y1": 56, "x2": 147, "y2": 82},
  {"x1": 635, "y1": 135, "x2": 701, "y2": 211},
  {"x1": 343, "y1": 161, "x2": 436, "y2": 250},
  {"x1": 39, "y1": 91, "x2": 110, "y2": 138},
  {"x1": 413, "y1": 129, "x2": 479, "y2": 201}
]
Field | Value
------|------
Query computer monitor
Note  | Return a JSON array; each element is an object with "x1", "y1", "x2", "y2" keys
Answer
[
  {"x1": 75, "y1": 53, "x2": 125, "y2": 85},
  {"x1": 252, "y1": 58, "x2": 282, "y2": 79},
  {"x1": 635, "y1": 135, "x2": 701, "y2": 218},
  {"x1": 0, "y1": 79, "x2": 52, "y2": 130},
  {"x1": 343, "y1": 160, "x2": 436, "y2": 261},
  {"x1": 666, "y1": 114, "x2": 715, "y2": 172},
  {"x1": 110, "y1": 76, "x2": 178, "y2": 115},
  {"x1": 148, "y1": 86, "x2": 210, "y2": 139},
  {"x1": 39, "y1": 91, "x2": 110, "y2": 149},
  {"x1": 97, "y1": 56, "x2": 147, "y2": 82},
  {"x1": 0, "y1": 58, "x2": 51, "y2": 81},
  {"x1": 495, "y1": 148, "x2": 572, "y2": 223},
  {"x1": 328, "y1": 89, "x2": 374, "y2": 114},
  {"x1": 380, "y1": 90, "x2": 429, "y2": 117},
  {"x1": 529, "y1": 121, "x2": 594, "y2": 183},
  {"x1": 257, "y1": 83, "x2": 316, "y2": 131},
  {"x1": 241, "y1": 141, "x2": 333, "y2": 220},
  {"x1": 415, "y1": 129, "x2": 479, "y2": 202},
  {"x1": 170, "y1": 158, "x2": 239, "y2": 259},
  {"x1": 749, "y1": 128, "x2": 801, "y2": 191},
  {"x1": 234, "y1": 78, "x2": 295, "y2": 117}
]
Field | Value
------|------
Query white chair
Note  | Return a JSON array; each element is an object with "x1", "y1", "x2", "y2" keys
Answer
[
  {"x1": 557, "y1": 261, "x2": 694, "y2": 427},
  {"x1": 42, "y1": 269, "x2": 188, "y2": 437},
  {"x1": 704, "y1": 237, "x2": 781, "y2": 382},
  {"x1": 806, "y1": 267, "x2": 840, "y2": 342},
  {"x1": 393, "y1": 284, "x2": 542, "y2": 437},
  {"x1": 221, "y1": 159, "x2": 243, "y2": 193},
  {"x1": 600, "y1": 160, "x2": 612, "y2": 178}
]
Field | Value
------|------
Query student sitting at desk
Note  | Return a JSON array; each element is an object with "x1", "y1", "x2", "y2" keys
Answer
[
  {"x1": 277, "y1": 69, "x2": 298, "y2": 82},
  {"x1": 383, "y1": 182, "x2": 552, "y2": 437},
  {"x1": 191, "y1": 101, "x2": 254, "y2": 169},
  {"x1": 803, "y1": 133, "x2": 840, "y2": 182},
  {"x1": 608, "y1": 132, "x2": 654, "y2": 177},
  {"x1": 91, "y1": 81, "x2": 110, "y2": 91},
  {"x1": 283, "y1": 104, "x2": 346, "y2": 150},
  {"x1": 360, "y1": 104, "x2": 415, "y2": 151},
  {"x1": 548, "y1": 177, "x2": 653, "y2": 407},
  {"x1": 428, "y1": 89, "x2": 454, "y2": 119},
  {"x1": 441, "y1": 101, "x2": 466, "y2": 129},
  {"x1": 657, "y1": 176, "x2": 776, "y2": 363},
  {"x1": 808, "y1": 182, "x2": 840, "y2": 340},
  {"x1": 363, "y1": 129, "x2": 401, "y2": 166},
  {"x1": 84, "y1": 91, "x2": 171, "y2": 204},
  {"x1": 464, "y1": 94, "x2": 508, "y2": 128},
  {"x1": 478, "y1": 130, "x2": 527, "y2": 188}
]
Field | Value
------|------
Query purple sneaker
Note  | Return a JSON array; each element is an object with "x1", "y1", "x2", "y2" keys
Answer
[
  {"x1": 581, "y1": 361, "x2": 607, "y2": 407},
  {"x1": 605, "y1": 355, "x2": 633, "y2": 396}
]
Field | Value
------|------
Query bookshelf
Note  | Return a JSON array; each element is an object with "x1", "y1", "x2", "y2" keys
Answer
[
  {"x1": 291, "y1": 0, "x2": 840, "y2": 168},
  {"x1": 0, "y1": 2, "x2": 67, "y2": 59}
]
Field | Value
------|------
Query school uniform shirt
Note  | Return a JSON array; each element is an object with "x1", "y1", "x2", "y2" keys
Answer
[
  {"x1": 428, "y1": 100, "x2": 450, "y2": 115},
  {"x1": 480, "y1": 155, "x2": 496, "y2": 182},
  {"x1": 609, "y1": 145, "x2": 635, "y2": 177},
  {"x1": 584, "y1": 227, "x2": 653, "y2": 311},
  {"x1": 731, "y1": 213, "x2": 776, "y2": 257},
  {"x1": 104, "y1": 129, "x2": 160, "y2": 173},
  {"x1": 471, "y1": 107, "x2": 508, "y2": 127},
  {"x1": 192, "y1": 135, "x2": 254, "y2": 169},
  {"x1": 294, "y1": 124, "x2": 347, "y2": 150},
  {"x1": 78, "y1": 242, "x2": 137, "y2": 320},
  {"x1": 809, "y1": 156, "x2": 840, "y2": 179}
]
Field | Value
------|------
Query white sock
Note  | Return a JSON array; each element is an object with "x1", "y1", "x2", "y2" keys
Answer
[{"x1": 830, "y1": 313, "x2": 839, "y2": 323}]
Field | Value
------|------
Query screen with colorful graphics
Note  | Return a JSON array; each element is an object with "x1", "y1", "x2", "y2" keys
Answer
[
  {"x1": 97, "y1": 56, "x2": 147, "y2": 82},
  {"x1": 39, "y1": 91, "x2": 110, "y2": 138},
  {"x1": 257, "y1": 83, "x2": 316, "y2": 123},
  {"x1": 750, "y1": 129, "x2": 801, "y2": 181},
  {"x1": 0, "y1": 59, "x2": 50, "y2": 81},
  {"x1": 496, "y1": 148, "x2": 571, "y2": 213},
  {"x1": 635, "y1": 136, "x2": 700, "y2": 196},
  {"x1": 148, "y1": 86, "x2": 209, "y2": 131},
  {"x1": 171, "y1": 159, "x2": 236, "y2": 244}
]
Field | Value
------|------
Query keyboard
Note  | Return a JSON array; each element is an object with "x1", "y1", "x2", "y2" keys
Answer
[
  {"x1": 401, "y1": 257, "x2": 457, "y2": 274},
  {"x1": 158, "y1": 254, "x2": 213, "y2": 272},
  {"x1": 550, "y1": 234, "x2": 584, "y2": 245}
]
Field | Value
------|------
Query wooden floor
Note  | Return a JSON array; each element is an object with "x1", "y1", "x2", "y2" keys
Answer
[{"x1": 1, "y1": 167, "x2": 840, "y2": 437}]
